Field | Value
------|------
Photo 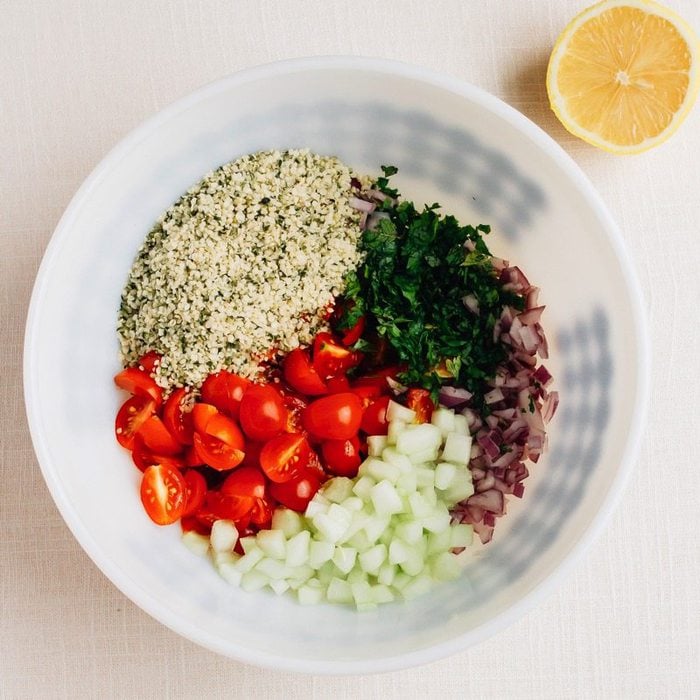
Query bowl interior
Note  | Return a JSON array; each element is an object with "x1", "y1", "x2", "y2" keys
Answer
[{"x1": 25, "y1": 58, "x2": 646, "y2": 673}]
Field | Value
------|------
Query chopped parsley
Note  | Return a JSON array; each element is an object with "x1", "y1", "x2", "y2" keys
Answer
[{"x1": 338, "y1": 167, "x2": 524, "y2": 403}]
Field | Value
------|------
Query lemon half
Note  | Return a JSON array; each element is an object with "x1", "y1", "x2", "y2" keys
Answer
[{"x1": 547, "y1": 0, "x2": 699, "y2": 154}]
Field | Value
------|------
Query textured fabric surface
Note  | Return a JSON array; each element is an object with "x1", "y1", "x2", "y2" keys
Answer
[{"x1": 2, "y1": 1, "x2": 699, "y2": 697}]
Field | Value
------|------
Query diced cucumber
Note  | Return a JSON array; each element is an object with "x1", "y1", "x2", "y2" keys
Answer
[
  {"x1": 398, "y1": 547, "x2": 425, "y2": 576},
  {"x1": 316, "y1": 560, "x2": 336, "y2": 586},
  {"x1": 400, "y1": 573, "x2": 432, "y2": 600},
  {"x1": 333, "y1": 546, "x2": 358, "y2": 574},
  {"x1": 381, "y1": 447, "x2": 413, "y2": 471},
  {"x1": 217, "y1": 561, "x2": 243, "y2": 586},
  {"x1": 182, "y1": 530, "x2": 210, "y2": 557},
  {"x1": 210, "y1": 519, "x2": 239, "y2": 553},
  {"x1": 239, "y1": 535, "x2": 258, "y2": 554},
  {"x1": 408, "y1": 446, "x2": 439, "y2": 464},
  {"x1": 396, "y1": 423, "x2": 442, "y2": 456},
  {"x1": 342, "y1": 496, "x2": 364, "y2": 512},
  {"x1": 358, "y1": 543, "x2": 388, "y2": 575},
  {"x1": 285, "y1": 530, "x2": 311, "y2": 567},
  {"x1": 256, "y1": 528, "x2": 287, "y2": 560},
  {"x1": 308, "y1": 539, "x2": 335, "y2": 569},
  {"x1": 213, "y1": 550, "x2": 238, "y2": 568},
  {"x1": 389, "y1": 538, "x2": 410, "y2": 565},
  {"x1": 431, "y1": 407, "x2": 456, "y2": 436},
  {"x1": 434, "y1": 462, "x2": 457, "y2": 490},
  {"x1": 420, "y1": 486, "x2": 438, "y2": 506},
  {"x1": 396, "y1": 471, "x2": 418, "y2": 495},
  {"x1": 255, "y1": 557, "x2": 289, "y2": 579},
  {"x1": 305, "y1": 497, "x2": 329, "y2": 518},
  {"x1": 326, "y1": 577, "x2": 354, "y2": 604},
  {"x1": 351, "y1": 580, "x2": 376, "y2": 611},
  {"x1": 363, "y1": 513, "x2": 391, "y2": 543},
  {"x1": 347, "y1": 529, "x2": 372, "y2": 553},
  {"x1": 346, "y1": 565, "x2": 368, "y2": 585},
  {"x1": 269, "y1": 578, "x2": 290, "y2": 596},
  {"x1": 386, "y1": 400, "x2": 417, "y2": 423},
  {"x1": 427, "y1": 528, "x2": 452, "y2": 555},
  {"x1": 441, "y1": 432, "x2": 473, "y2": 466},
  {"x1": 322, "y1": 477, "x2": 355, "y2": 504},
  {"x1": 430, "y1": 551, "x2": 462, "y2": 581},
  {"x1": 370, "y1": 480, "x2": 404, "y2": 515},
  {"x1": 363, "y1": 458, "x2": 401, "y2": 484},
  {"x1": 450, "y1": 523, "x2": 474, "y2": 548},
  {"x1": 352, "y1": 475, "x2": 376, "y2": 500},
  {"x1": 440, "y1": 468, "x2": 474, "y2": 505},
  {"x1": 271, "y1": 508, "x2": 305, "y2": 537},
  {"x1": 371, "y1": 584, "x2": 395, "y2": 604},
  {"x1": 422, "y1": 505, "x2": 451, "y2": 534},
  {"x1": 235, "y1": 547, "x2": 264, "y2": 573},
  {"x1": 415, "y1": 466, "x2": 436, "y2": 488},
  {"x1": 312, "y1": 510, "x2": 351, "y2": 544},
  {"x1": 240, "y1": 570, "x2": 269, "y2": 592},
  {"x1": 452, "y1": 414, "x2": 470, "y2": 436},
  {"x1": 297, "y1": 579, "x2": 324, "y2": 605},
  {"x1": 378, "y1": 562, "x2": 397, "y2": 586},
  {"x1": 408, "y1": 491, "x2": 433, "y2": 518},
  {"x1": 367, "y1": 435, "x2": 388, "y2": 456},
  {"x1": 386, "y1": 419, "x2": 407, "y2": 445},
  {"x1": 395, "y1": 519, "x2": 423, "y2": 544}
]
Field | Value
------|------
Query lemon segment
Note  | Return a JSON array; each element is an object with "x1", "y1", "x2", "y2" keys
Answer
[{"x1": 547, "y1": 0, "x2": 699, "y2": 154}]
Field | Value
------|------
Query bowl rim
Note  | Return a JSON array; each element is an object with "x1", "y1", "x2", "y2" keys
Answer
[{"x1": 23, "y1": 55, "x2": 650, "y2": 675}]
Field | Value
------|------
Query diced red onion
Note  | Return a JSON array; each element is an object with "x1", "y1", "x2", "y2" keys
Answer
[
  {"x1": 484, "y1": 387, "x2": 504, "y2": 404},
  {"x1": 439, "y1": 385, "x2": 473, "y2": 408},
  {"x1": 542, "y1": 390, "x2": 559, "y2": 423},
  {"x1": 468, "y1": 489, "x2": 504, "y2": 515},
  {"x1": 349, "y1": 196, "x2": 376, "y2": 213},
  {"x1": 518, "y1": 306, "x2": 545, "y2": 325},
  {"x1": 462, "y1": 294, "x2": 479, "y2": 314}
]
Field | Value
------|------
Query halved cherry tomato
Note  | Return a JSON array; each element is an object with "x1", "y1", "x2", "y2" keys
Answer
[
  {"x1": 326, "y1": 374, "x2": 351, "y2": 394},
  {"x1": 269, "y1": 470, "x2": 322, "y2": 512},
  {"x1": 181, "y1": 469, "x2": 207, "y2": 517},
  {"x1": 131, "y1": 434, "x2": 185, "y2": 472},
  {"x1": 360, "y1": 395, "x2": 391, "y2": 435},
  {"x1": 115, "y1": 395, "x2": 156, "y2": 450},
  {"x1": 239, "y1": 384, "x2": 287, "y2": 441},
  {"x1": 136, "y1": 351, "x2": 161, "y2": 375},
  {"x1": 180, "y1": 514, "x2": 212, "y2": 536},
  {"x1": 193, "y1": 432, "x2": 244, "y2": 471},
  {"x1": 196, "y1": 490, "x2": 252, "y2": 527},
  {"x1": 162, "y1": 388, "x2": 194, "y2": 446},
  {"x1": 250, "y1": 496, "x2": 274, "y2": 528},
  {"x1": 340, "y1": 314, "x2": 366, "y2": 347},
  {"x1": 192, "y1": 403, "x2": 219, "y2": 434},
  {"x1": 203, "y1": 412, "x2": 245, "y2": 451},
  {"x1": 312, "y1": 332, "x2": 361, "y2": 379},
  {"x1": 406, "y1": 388, "x2": 435, "y2": 424},
  {"x1": 302, "y1": 392, "x2": 363, "y2": 440},
  {"x1": 183, "y1": 444, "x2": 204, "y2": 467},
  {"x1": 259, "y1": 432, "x2": 310, "y2": 483},
  {"x1": 137, "y1": 415, "x2": 182, "y2": 456},
  {"x1": 220, "y1": 466, "x2": 266, "y2": 501},
  {"x1": 114, "y1": 367, "x2": 163, "y2": 407},
  {"x1": 283, "y1": 348, "x2": 327, "y2": 396},
  {"x1": 200, "y1": 371, "x2": 250, "y2": 418},
  {"x1": 140, "y1": 463, "x2": 186, "y2": 525},
  {"x1": 280, "y1": 392, "x2": 308, "y2": 433},
  {"x1": 321, "y1": 435, "x2": 362, "y2": 477},
  {"x1": 239, "y1": 440, "x2": 264, "y2": 469}
]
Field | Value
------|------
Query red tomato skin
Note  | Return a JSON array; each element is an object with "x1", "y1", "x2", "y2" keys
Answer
[
  {"x1": 220, "y1": 466, "x2": 267, "y2": 501},
  {"x1": 131, "y1": 434, "x2": 185, "y2": 472},
  {"x1": 326, "y1": 374, "x2": 351, "y2": 394},
  {"x1": 200, "y1": 371, "x2": 250, "y2": 418},
  {"x1": 197, "y1": 491, "x2": 252, "y2": 527},
  {"x1": 269, "y1": 470, "x2": 322, "y2": 512},
  {"x1": 360, "y1": 395, "x2": 391, "y2": 436},
  {"x1": 140, "y1": 464, "x2": 186, "y2": 525},
  {"x1": 340, "y1": 315, "x2": 365, "y2": 347},
  {"x1": 181, "y1": 469, "x2": 207, "y2": 517},
  {"x1": 115, "y1": 395, "x2": 156, "y2": 450},
  {"x1": 239, "y1": 384, "x2": 288, "y2": 441},
  {"x1": 162, "y1": 388, "x2": 194, "y2": 446},
  {"x1": 283, "y1": 348, "x2": 328, "y2": 396},
  {"x1": 192, "y1": 403, "x2": 218, "y2": 434},
  {"x1": 406, "y1": 388, "x2": 435, "y2": 424},
  {"x1": 137, "y1": 415, "x2": 182, "y2": 456},
  {"x1": 250, "y1": 497, "x2": 274, "y2": 528},
  {"x1": 203, "y1": 412, "x2": 245, "y2": 451},
  {"x1": 302, "y1": 392, "x2": 363, "y2": 440},
  {"x1": 312, "y1": 332, "x2": 361, "y2": 380},
  {"x1": 192, "y1": 432, "x2": 245, "y2": 471},
  {"x1": 114, "y1": 367, "x2": 163, "y2": 406},
  {"x1": 321, "y1": 436, "x2": 362, "y2": 477},
  {"x1": 259, "y1": 433, "x2": 311, "y2": 483}
]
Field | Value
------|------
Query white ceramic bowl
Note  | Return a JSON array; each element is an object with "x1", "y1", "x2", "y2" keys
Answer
[{"x1": 24, "y1": 57, "x2": 649, "y2": 674}]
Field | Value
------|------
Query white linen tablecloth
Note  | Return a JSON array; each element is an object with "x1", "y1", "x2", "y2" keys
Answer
[{"x1": 2, "y1": 1, "x2": 698, "y2": 697}]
